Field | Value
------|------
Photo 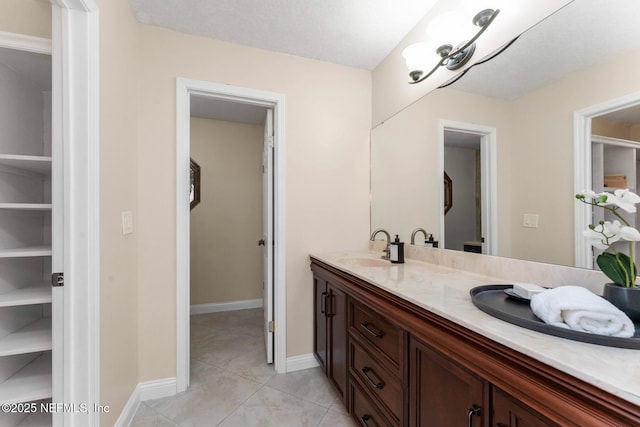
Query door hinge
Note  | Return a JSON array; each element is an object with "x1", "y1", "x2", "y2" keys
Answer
[
  {"x1": 268, "y1": 135, "x2": 274, "y2": 148},
  {"x1": 51, "y1": 272, "x2": 64, "y2": 287},
  {"x1": 268, "y1": 320, "x2": 275, "y2": 333}
]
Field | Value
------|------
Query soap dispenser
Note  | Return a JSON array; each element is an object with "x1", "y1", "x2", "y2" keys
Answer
[
  {"x1": 389, "y1": 234, "x2": 405, "y2": 264},
  {"x1": 425, "y1": 234, "x2": 439, "y2": 248}
]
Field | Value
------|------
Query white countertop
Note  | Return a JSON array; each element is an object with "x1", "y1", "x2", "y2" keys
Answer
[{"x1": 310, "y1": 251, "x2": 640, "y2": 406}]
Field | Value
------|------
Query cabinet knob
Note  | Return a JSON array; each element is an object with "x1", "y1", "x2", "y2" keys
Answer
[
  {"x1": 320, "y1": 292, "x2": 328, "y2": 315},
  {"x1": 467, "y1": 405, "x2": 481, "y2": 427},
  {"x1": 360, "y1": 321, "x2": 384, "y2": 338},
  {"x1": 361, "y1": 414, "x2": 372, "y2": 426},
  {"x1": 361, "y1": 366, "x2": 385, "y2": 390}
]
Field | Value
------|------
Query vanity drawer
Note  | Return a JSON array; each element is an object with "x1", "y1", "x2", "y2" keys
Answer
[
  {"x1": 349, "y1": 379, "x2": 396, "y2": 427},
  {"x1": 351, "y1": 301, "x2": 402, "y2": 366},
  {"x1": 350, "y1": 339, "x2": 402, "y2": 422}
]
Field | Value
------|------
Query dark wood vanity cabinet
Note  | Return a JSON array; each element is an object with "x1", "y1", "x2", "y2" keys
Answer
[
  {"x1": 313, "y1": 271, "x2": 348, "y2": 402},
  {"x1": 310, "y1": 259, "x2": 640, "y2": 427},
  {"x1": 409, "y1": 336, "x2": 487, "y2": 427},
  {"x1": 492, "y1": 387, "x2": 557, "y2": 427},
  {"x1": 348, "y1": 300, "x2": 407, "y2": 426}
]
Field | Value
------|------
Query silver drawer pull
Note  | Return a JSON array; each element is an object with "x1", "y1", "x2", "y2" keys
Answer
[
  {"x1": 361, "y1": 366, "x2": 384, "y2": 390},
  {"x1": 467, "y1": 405, "x2": 481, "y2": 427},
  {"x1": 360, "y1": 321, "x2": 384, "y2": 338}
]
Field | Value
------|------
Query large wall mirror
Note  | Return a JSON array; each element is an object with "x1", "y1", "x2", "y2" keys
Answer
[{"x1": 371, "y1": 0, "x2": 640, "y2": 268}]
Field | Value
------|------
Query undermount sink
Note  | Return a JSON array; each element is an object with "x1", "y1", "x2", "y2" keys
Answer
[{"x1": 337, "y1": 257, "x2": 390, "y2": 267}]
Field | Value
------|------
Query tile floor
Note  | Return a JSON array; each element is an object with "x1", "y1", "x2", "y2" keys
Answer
[{"x1": 130, "y1": 308, "x2": 357, "y2": 427}]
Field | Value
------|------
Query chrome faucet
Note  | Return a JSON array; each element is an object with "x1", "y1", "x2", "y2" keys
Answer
[
  {"x1": 370, "y1": 229, "x2": 391, "y2": 260},
  {"x1": 411, "y1": 228, "x2": 428, "y2": 245}
]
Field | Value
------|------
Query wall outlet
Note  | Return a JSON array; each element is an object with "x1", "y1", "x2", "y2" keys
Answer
[
  {"x1": 122, "y1": 211, "x2": 133, "y2": 235},
  {"x1": 523, "y1": 213, "x2": 539, "y2": 228}
]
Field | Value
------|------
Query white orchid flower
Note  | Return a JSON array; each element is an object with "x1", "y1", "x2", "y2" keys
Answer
[
  {"x1": 584, "y1": 220, "x2": 622, "y2": 250},
  {"x1": 621, "y1": 225, "x2": 640, "y2": 241},
  {"x1": 609, "y1": 189, "x2": 640, "y2": 213}
]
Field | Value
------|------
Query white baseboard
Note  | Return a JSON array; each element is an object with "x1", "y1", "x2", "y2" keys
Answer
[
  {"x1": 190, "y1": 298, "x2": 263, "y2": 315},
  {"x1": 286, "y1": 353, "x2": 320, "y2": 372},
  {"x1": 113, "y1": 383, "x2": 140, "y2": 427},
  {"x1": 113, "y1": 377, "x2": 177, "y2": 427},
  {"x1": 140, "y1": 377, "x2": 177, "y2": 401}
]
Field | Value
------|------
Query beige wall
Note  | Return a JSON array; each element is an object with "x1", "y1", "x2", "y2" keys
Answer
[
  {"x1": 0, "y1": 0, "x2": 51, "y2": 39},
  {"x1": 97, "y1": 0, "x2": 140, "y2": 425},
  {"x1": 136, "y1": 22, "x2": 371, "y2": 381},
  {"x1": 190, "y1": 118, "x2": 263, "y2": 305},
  {"x1": 371, "y1": 46, "x2": 640, "y2": 268}
]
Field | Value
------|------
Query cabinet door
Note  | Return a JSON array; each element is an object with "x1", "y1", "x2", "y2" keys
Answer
[
  {"x1": 492, "y1": 387, "x2": 557, "y2": 427},
  {"x1": 409, "y1": 336, "x2": 486, "y2": 427},
  {"x1": 313, "y1": 276, "x2": 328, "y2": 371},
  {"x1": 328, "y1": 283, "x2": 347, "y2": 402}
]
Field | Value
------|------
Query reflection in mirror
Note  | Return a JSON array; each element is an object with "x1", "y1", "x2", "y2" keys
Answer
[
  {"x1": 371, "y1": 0, "x2": 640, "y2": 268},
  {"x1": 443, "y1": 131, "x2": 481, "y2": 253},
  {"x1": 190, "y1": 158, "x2": 201, "y2": 210}
]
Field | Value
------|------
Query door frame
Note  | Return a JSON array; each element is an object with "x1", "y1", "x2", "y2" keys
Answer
[
  {"x1": 574, "y1": 90, "x2": 640, "y2": 268},
  {"x1": 175, "y1": 78, "x2": 287, "y2": 393},
  {"x1": 49, "y1": 1, "x2": 101, "y2": 425},
  {"x1": 439, "y1": 120, "x2": 497, "y2": 255}
]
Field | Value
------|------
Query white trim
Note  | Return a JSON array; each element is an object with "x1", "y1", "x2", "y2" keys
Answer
[
  {"x1": 286, "y1": 353, "x2": 320, "y2": 372},
  {"x1": 113, "y1": 384, "x2": 141, "y2": 427},
  {"x1": 140, "y1": 377, "x2": 178, "y2": 401},
  {"x1": 439, "y1": 120, "x2": 498, "y2": 255},
  {"x1": 176, "y1": 78, "x2": 287, "y2": 394},
  {"x1": 0, "y1": 31, "x2": 51, "y2": 53},
  {"x1": 574, "y1": 90, "x2": 640, "y2": 268},
  {"x1": 112, "y1": 378, "x2": 177, "y2": 427},
  {"x1": 190, "y1": 299, "x2": 263, "y2": 315},
  {"x1": 50, "y1": 1, "x2": 101, "y2": 426}
]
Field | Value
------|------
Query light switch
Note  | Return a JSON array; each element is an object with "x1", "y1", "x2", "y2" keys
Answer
[
  {"x1": 122, "y1": 211, "x2": 133, "y2": 235},
  {"x1": 523, "y1": 213, "x2": 539, "y2": 228}
]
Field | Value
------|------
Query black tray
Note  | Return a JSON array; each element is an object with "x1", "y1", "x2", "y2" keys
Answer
[{"x1": 470, "y1": 285, "x2": 640, "y2": 349}]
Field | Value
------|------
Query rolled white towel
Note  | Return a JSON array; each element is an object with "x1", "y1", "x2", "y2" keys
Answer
[{"x1": 530, "y1": 286, "x2": 635, "y2": 338}]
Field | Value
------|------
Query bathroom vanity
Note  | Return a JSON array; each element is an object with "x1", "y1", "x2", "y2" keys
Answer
[{"x1": 310, "y1": 252, "x2": 640, "y2": 427}]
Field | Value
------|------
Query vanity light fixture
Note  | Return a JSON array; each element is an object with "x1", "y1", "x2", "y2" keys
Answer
[{"x1": 402, "y1": 8, "x2": 500, "y2": 84}]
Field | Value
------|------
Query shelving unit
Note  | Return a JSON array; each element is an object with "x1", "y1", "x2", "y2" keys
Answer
[
  {"x1": 0, "y1": 284, "x2": 51, "y2": 307},
  {"x1": 0, "y1": 155, "x2": 52, "y2": 175},
  {"x1": 0, "y1": 353, "x2": 52, "y2": 404},
  {"x1": 592, "y1": 134, "x2": 640, "y2": 268},
  {"x1": 0, "y1": 45, "x2": 54, "y2": 426}
]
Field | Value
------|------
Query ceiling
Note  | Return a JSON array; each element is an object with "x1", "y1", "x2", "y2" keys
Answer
[
  {"x1": 128, "y1": 0, "x2": 438, "y2": 71},
  {"x1": 136, "y1": 0, "x2": 640, "y2": 125},
  {"x1": 450, "y1": 0, "x2": 640, "y2": 101}
]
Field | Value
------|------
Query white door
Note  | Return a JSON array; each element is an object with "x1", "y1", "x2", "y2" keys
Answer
[{"x1": 262, "y1": 109, "x2": 274, "y2": 363}]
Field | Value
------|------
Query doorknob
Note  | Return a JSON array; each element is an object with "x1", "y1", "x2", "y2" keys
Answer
[{"x1": 258, "y1": 239, "x2": 265, "y2": 246}]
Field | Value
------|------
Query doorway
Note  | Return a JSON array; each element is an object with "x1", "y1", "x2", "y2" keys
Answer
[
  {"x1": 176, "y1": 79, "x2": 286, "y2": 393},
  {"x1": 440, "y1": 120, "x2": 497, "y2": 255},
  {"x1": 574, "y1": 91, "x2": 640, "y2": 269}
]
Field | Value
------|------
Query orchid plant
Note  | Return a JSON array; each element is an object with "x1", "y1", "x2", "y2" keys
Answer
[{"x1": 576, "y1": 189, "x2": 640, "y2": 288}]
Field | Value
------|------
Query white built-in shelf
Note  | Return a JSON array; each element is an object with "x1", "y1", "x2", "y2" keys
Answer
[
  {"x1": 18, "y1": 411, "x2": 51, "y2": 427},
  {"x1": 0, "y1": 353, "x2": 51, "y2": 404},
  {"x1": 0, "y1": 246, "x2": 52, "y2": 258},
  {"x1": 0, "y1": 203, "x2": 51, "y2": 211},
  {"x1": 0, "y1": 318, "x2": 51, "y2": 357},
  {"x1": 0, "y1": 283, "x2": 51, "y2": 307},
  {"x1": 0, "y1": 155, "x2": 52, "y2": 175}
]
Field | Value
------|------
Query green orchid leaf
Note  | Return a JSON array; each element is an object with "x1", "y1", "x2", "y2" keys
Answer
[{"x1": 597, "y1": 252, "x2": 637, "y2": 286}]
